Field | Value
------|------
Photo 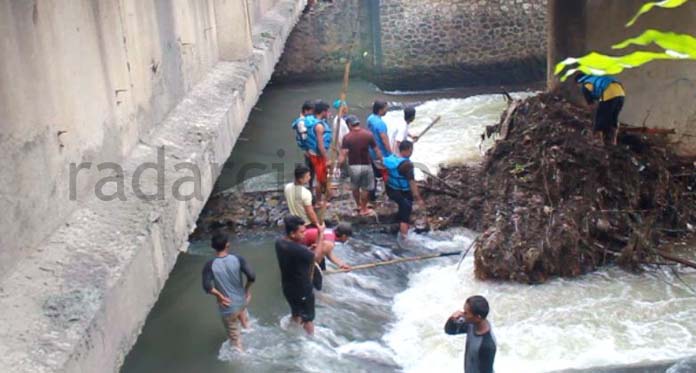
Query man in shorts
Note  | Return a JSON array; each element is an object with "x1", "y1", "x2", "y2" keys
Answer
[
  {"x1": 305, "y1": 100, "x2": 333, "y2": 207},
  {"x1": 275, "y1": 215, "x2": 324, "y2": 335},
  {"x1": 383, "y1": 140, "x2": 425, "y2": 244},
  {"x1": 339, "y1": 115, "x2": 383, "y2": 215},
  {"x1": 574, "y1": 72, "x2": 625, "y2": 145},
  {"x1": 202, "y1": 233, "x2": 256, "y2": 351}
]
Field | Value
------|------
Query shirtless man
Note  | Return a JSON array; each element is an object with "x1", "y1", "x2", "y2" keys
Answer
[{"x1": 304, "y1": 222, "x2": 353, "y2": 290}]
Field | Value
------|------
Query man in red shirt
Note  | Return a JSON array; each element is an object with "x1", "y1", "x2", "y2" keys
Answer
[
  {"x1": 339, "y1": 115, "x2": 383, "y2": 216},
  {"x1": 304, "y1": 222, "x2": 353, "y2": 290}
]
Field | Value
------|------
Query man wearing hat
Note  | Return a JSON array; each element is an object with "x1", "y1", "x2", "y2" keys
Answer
[{"x1": 338, "y1": 115, "x2": 383, "y2": 215}]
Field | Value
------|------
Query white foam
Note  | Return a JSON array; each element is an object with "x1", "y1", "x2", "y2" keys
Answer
[
  {"x1": 382, "y1": 93, "x2": 536, "y2": 178},
  {"x1": 385, "y1": 246, "x2": 696, "y2": 373}
]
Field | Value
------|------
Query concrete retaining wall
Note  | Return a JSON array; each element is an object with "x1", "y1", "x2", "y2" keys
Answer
[
  {"x1": 0, "y1": 0, "x2": 306, "y2": 372},
  {"x1": 548, "y1": 0, "x2": 696, "y2": 155}
]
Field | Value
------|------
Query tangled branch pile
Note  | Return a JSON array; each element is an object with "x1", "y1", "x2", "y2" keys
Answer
[{"x1": 423, "y1": 93, "x2": 696, "y2": 283}]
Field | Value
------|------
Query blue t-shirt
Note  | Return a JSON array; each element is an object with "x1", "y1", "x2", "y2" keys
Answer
[{"x1": 367, "y1": 113, "x2": 390, "y2": 159}]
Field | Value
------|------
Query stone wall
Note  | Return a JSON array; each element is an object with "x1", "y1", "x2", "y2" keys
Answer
[
  {"x1": 548, "y1": 0, "x2": 696, "y2": 155},
  {"x1": 379, "y1": 0, "x2": 547, "y2": 89},
  {"x1": 273, "y1": 0, "x2": 547, "y2": 90},
  {"x1": 272, "y1": 0, "x2": 372, "y2": 82}
]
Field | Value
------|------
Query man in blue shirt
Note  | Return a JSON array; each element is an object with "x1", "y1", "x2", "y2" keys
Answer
[{"x1": 367, "y1": 100, "x2": 391, "y2": 201}]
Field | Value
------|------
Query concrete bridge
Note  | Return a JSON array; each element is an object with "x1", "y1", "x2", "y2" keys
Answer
[
  {"x1": 1, "y1": 1, "x2": 695, "y2": 372},
  {"x1": 0, "y1": 0, "x2": 306, "y2": 372}
]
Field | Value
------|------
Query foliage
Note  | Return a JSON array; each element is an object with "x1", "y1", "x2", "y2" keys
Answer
[{"x1": 555, "y1": 0, "x2": 696, "y2": 81}]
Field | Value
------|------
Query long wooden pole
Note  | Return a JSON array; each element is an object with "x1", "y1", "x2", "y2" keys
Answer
[
  {"x1": 325, "y1": 251, "x2": 462, "y2": 274},
  {"x1": 414, "y1": 116, "x2": 442, "y2": 141},
  {"x1": 319, "y1": 61, "x2": 352, "y2": 223}
]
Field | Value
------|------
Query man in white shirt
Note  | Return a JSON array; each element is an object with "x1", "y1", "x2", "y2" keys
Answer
[
  {"x1": 284, "y1": 165, "x2": 320, "y2": 227},
  {"x1": 332, "y1": 99, "x2": 351, "y2": 182},
  {"x1": 387, "y1": 106, "x2": 418, "y2": 152}
]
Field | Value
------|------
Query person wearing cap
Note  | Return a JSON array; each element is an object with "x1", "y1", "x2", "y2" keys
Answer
[
  {"x1": 574, "y1": 72, "x2": 625, "y2": 145},
  {"x1": 339, "y1": 115, "x2": 383, "y2": 215}
]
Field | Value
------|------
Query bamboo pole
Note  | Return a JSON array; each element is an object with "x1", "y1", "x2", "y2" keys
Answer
[
  {"x1": 325, "y1": 251, "x2": 461, "y2": 274},
  {"x1": 414, "y1": 116, "x2": 442, "y2": 142}
]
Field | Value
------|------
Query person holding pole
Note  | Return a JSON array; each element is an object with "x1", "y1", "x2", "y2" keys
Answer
[
  {"x1": 387, "y1": 106, "x2": 418, "y2": 152},
  {"x1": 275, "y1": 216, "x2": 325, "y2": 335},
  {"x1": 383, "y1": 140, "x2": 425, "y2": 245}
]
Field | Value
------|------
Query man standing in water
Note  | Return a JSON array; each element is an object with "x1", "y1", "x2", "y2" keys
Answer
[
  {"x1": 383, "y1": 140, "x2": 425, "y2": 244},
  {"x1": 275, "y1": 215, "x2": 324, "y2": 335},
  {"x1": 445, "y1": 295, "x2": 497, "y2": 373},
  {"x1": 304, "y1": 222, "x2": 353, "y2": 290},
  {"x1": 202, "y1": 233, "x2": 256, "y2": 352}
]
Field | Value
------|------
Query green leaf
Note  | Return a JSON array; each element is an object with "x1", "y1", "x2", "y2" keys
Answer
[
  {"x1": 556, "y1": 50, "x2": 676, "y2": 81},
  {"x1": 626, "y1": 0, "x2": 690, "y2": 27},
  {"x1": 613, "y1": 29, "x2": 696, "y2": 58}
]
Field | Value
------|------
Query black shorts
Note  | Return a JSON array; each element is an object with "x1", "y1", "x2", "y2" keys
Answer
[
  {"x1": 594, "y1": 97, "x2": 624, "y2": 133},
  {"x1": 386, "y1": 187, "x2": 414, "y2": 224},
  {"x1": 283, "y1": 290, "x2": 315, "y2": 322}
]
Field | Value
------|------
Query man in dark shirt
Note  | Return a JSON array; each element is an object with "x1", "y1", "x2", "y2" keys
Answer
[
  {"x1": 275, "y1": 215, "x2": 324, "y2": 335},
  {"x1": 339, "y1": 115, "x2": 383, "y2": 215},
  {"x1": 445, "y1": 295, "x2": 497, "y2": 373},
  {"x1": 201, "y1": 233, "x2": 256, "y2": 352}
]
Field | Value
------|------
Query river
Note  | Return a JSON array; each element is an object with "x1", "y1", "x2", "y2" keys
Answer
[{"x1": 121, "y1": 80, "x2": 696, "y2": 373}]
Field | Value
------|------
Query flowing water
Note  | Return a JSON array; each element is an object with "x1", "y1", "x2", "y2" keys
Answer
[{"x1": 121, "y1": 80, "x2": 696, "y2": 373}]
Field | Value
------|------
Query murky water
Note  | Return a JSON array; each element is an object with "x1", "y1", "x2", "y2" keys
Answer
[{"x1": 121, "y1": 80, "x2": 696, "y2": 373}]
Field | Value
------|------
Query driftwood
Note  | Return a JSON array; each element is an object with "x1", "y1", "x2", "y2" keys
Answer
[
  {"x1": 620, "y1": 126, "x2": 676, "y2": 135},
  {"x1": 419, "y1": 183, "x2": 460, "y2": 198},
  {"x1": 657, "y1": 251, "x2": 696, "y2": 270},
  {"x1": 419, "y1": 167, "x2": 460, "y2": 194},
  {"x1": 500, "y1": 99, "x2": 521, "y2": 140},
  {"x1": 325, "y1": 251, "x2": 462, "y2": 274}
]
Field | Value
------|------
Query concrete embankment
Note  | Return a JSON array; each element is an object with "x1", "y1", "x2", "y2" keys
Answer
[{"x1": 0, "y1": 1, "x2": 305, "y2": 372}]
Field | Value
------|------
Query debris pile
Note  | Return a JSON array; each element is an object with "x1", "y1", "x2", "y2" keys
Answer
[{"x1": 423, "y1": 93, "x2": 696, "y2": 283}]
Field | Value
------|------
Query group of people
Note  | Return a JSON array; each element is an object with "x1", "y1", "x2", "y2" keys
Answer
[
  {"x1": 198, "y1": 75, "x2": 626, "y2": 371},
  {"x1": 291, "y1": 98, "x2": 425, "y2": 242}
]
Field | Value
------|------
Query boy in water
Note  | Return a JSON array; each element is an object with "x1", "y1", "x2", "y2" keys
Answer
[{"x1": 445, "y1": 295, "x2": 497, "y2": 373}]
